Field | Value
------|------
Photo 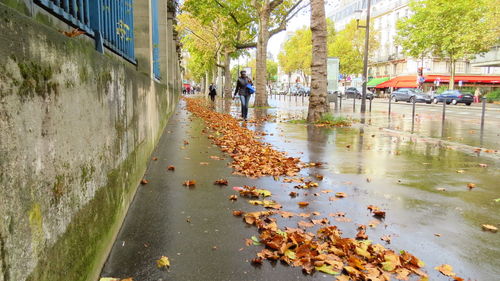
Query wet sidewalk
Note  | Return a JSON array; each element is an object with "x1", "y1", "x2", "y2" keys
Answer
[{"x1": 100, "y1": 98, "x2": 499, "y2": 281}]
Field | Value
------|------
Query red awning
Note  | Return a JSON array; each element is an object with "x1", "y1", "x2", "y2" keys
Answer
[
  {"x1": 375, "y1": 76, "x2": 418, "y2": 89},
  {"x1": 375, "y1": 75, "x2": 500, "y2": 89},
  {"x1": 425, "y1": 75, "x2": 500, "y2": 84}
]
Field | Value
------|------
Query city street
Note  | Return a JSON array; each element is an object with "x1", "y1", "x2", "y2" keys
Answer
[
  {"x1": 265, "y1": 95, "x2": 500, "y2": 153},
  {"x1": 100, "y1": 97, "x2": 499, "y2": 280}
]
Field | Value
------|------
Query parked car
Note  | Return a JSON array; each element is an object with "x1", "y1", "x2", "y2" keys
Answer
[
  {"x1": 432, "y1": 90, "x2": 473, "y2": 105},
  {"x1": 391, "y1": 88, "x2": 432, "y2": 104},
  {"x1": 343, "y1": 87, "x2": 374, "y2": 100}
]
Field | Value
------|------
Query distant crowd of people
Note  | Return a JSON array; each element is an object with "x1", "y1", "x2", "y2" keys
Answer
[{"x1": 182, "y1": 85, "x2": 201, "y2": 95}]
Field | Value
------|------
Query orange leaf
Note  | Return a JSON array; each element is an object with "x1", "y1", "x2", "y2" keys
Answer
[{"x1": 297, "y1": 201, "x2": 309, "y2": 207}]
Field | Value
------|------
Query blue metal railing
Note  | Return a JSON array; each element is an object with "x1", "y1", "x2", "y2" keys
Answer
[
  {"x1": 35, "y1": 0, "x2": 136, "y2": 64},
  {"x1": 36, "y1": 0, "x2": 94, "y2": 35},
  {"x1": 151, "y1": 0, "x2": 161, "y2": 80}
]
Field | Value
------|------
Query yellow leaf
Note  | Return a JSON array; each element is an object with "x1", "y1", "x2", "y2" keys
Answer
[
  {"x1": 435, "y1": 264, "x2": 455, "y2": 276},
  {"x1": 156, "y1": 256, "x2": 170, "y2": 268}
]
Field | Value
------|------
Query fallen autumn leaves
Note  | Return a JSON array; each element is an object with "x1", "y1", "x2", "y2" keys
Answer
[
  {"x1": 185, "y1": 97, "x2": 301, "y2": 178},
  {"x1": 182, "y1": 97, "x2": 469, "y2": 280}
]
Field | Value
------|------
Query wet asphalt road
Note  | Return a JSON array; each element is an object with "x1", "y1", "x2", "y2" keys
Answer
[{"x1": 100, "y1": 97, "x2": 499, "y2": 281}]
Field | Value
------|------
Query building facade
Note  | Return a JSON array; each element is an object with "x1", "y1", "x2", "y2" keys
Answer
[{"x1": 329, "y1": 0, "x2": 500, "y2": 80}]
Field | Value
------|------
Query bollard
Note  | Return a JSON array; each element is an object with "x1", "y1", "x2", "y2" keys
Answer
[
  {"x1": 411, "y1": 97, "x2": 416, "y2": 133},
  {"x1": 339, "y1": 94, "x2": 342, "y2": 109},
  {"x1": 441, "y1": 98, "x2": 446, "y2": 137},
  {"x1": 388, "y1": 96, "x2": 392, "y2": 117},
  {"x1": 480, "y1": 97, "x2": 486, "y2": 144},
  {"x1": 369, "y1": 98, "x2": 372, "y2": 112},
  {"x1": 289, "y1": 93, "x2": 291, "y2": 102},
  {"x1": 302, "y1": 94, "x2": 304, "y2": 105},
  {"x1": 353, "y1": 97, "x2": 356, "y2": 112}
]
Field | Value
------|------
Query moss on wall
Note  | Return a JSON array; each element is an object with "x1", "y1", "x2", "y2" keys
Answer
[
  {"x1": 26, "y1": 142, "x2": 155, "y2": 281},
  {"x1": 0, "y1": 0, "x2": 29, "y2": 15}
]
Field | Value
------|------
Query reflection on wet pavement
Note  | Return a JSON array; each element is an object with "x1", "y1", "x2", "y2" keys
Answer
[{"x1": 101, "y1": 97, "x2": 499, "y2": 281}]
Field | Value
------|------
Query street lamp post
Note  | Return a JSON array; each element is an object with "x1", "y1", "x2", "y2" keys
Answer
[{"x1": 356, "y1": 0, "x2": 371, "y2": 114}]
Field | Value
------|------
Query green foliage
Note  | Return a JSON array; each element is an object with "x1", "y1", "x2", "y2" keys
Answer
[
  {"x1": 278, "y1": 20, "x2": 337, "y2": 77},
  {"x1": 486, "y1": 90, "x2": 500, "y2": 102},
  {"x1": 328, "y1": 19, "x2": 379, "y2": 75},
  {"x1": 267, "y1": 60, "x2": 278, "y2": 82},
  {"x1": 317, "y1": 114, "x2": 351, "y2": 126},
  {"x1": 397, "y1": 0, "x2": 499, "y2": 61}
]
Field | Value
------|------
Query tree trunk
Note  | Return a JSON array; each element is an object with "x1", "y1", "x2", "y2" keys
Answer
[
  {"x1": 217, "y1": 51, "x2": 224, "y2": 96},
  {"x1": 307, "y1": 0, "x2": 329, "y2": 122},
  {"x1": 254, "y1": 11, "x2": 270, "y2": 107},
  {"x1": 224, "y1": 52, "x2": 233, "y2": 101},
  {"x1": 449, "y1": 58, "x2": 456, "y2": 90},
  {"x1": 205, "y1": 72, "x2": 210, "y2": 95}
]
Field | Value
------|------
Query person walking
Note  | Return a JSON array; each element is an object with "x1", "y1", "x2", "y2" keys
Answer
[
  {"x1": 474, "y1": 88, "x2": 481, "y2": 103},
  {"x1": 233, "y1": 70, "x2": 253, "y2": 121},
  {"x1": 209, "y1": 83, "x2": 217, "y2": 102}
]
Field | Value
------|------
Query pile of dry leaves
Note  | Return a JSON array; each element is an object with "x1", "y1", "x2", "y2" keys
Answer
[
  {"x1": 184, "y1": 97, "x2": 301, "y2": 177},
  {"x1": 234, "y1": 199, "x2": 430, "y2": 280}
]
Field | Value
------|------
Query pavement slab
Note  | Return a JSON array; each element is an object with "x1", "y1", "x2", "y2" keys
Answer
[{"x1": 100, "y1": 98, "x2": 499, "y2": 281}]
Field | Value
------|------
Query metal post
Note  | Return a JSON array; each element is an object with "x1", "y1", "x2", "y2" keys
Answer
[
  {"x1": 480, "y1": 97, "x2": 486, "y2": 144},
  {"x1": 339, "y1": 94, "x2": 342, "y2": 109},
  {"x1": 302, "y1": 94, "x2": 304, "y2": 105},
  {"x1": 388, "y1": 96, "x2": 392, "y2": 117},
  {"x1": 353, "y1": 97, "x2": 356, "y2": 112},
  {"x1": 441, "y1": 99, "x2": 446, "y2": 137},
  {"x1": 360, "y1": 0, "x2": 371, "y2": 113},
  {"x1": 369, "y1": 97, "x2": 372, "y2": 112},
  {"x1": 411, "y1": 97, "x2": 416, "y2": 133}
]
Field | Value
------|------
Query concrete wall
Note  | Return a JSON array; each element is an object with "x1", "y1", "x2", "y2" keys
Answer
[{"x1": 0, "y1": 2, "x2": 180, "y2": 281}]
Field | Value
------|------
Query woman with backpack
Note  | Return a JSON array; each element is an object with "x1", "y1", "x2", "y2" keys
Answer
[{"x1": 233, "y1": 70, "x2": 254, "y2": 121}]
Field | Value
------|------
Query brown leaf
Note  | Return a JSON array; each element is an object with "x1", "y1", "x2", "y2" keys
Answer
[
  {"x1": 289, "y1": 191, "x2": 299, "y2": 197},
  {"x1": 232, "y1": 210, "x2": 244, "y2": 216},
  {"x1": 381, "y1": 235, "x2": 391, "y2": 244},
  {"x1": 373, "y1": 210, "x2": 386, "y2": 219},
  {"x1": 183, "y1": 180, "x2": 196, "y2": 186},
  {"x1": 140, "y1": 179, "x2": 149, "y2": 185},
  {"x1": 214, "y1": 179, "x2": 228, "y2": 185},
  {"x1": 355, "y1": 229, "x2": 368, "y2": 240},
  {"x1": 481, "y1": 224, "x2": 498, "y2": 233},
  {"x1": 167, "y1": 165, "x2": 175, "y2": 171},
  {"x1": 152, "y1": 157, "x2": 158, "y2": 161},
  {"x1": 335, "y1": 192, "x2": 347, "y2": 198},
  {"x1": 467, "y1": 183, "x2": 476, "y2": 190},
  {"x1": 228, "y1": 195, "x2": 238, "y2": 201},
  {"x1": 298, "y1": 201, "x2": 309, "y2": 207},
  {"x1": 435, "y1": 264, "x2": 455, "y2": 276}
]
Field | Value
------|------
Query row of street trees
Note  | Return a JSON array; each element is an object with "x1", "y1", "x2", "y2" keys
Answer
[
  {"x1": 178, "y1": 0, "x2": 340, "y2": 121},
  {"x1": 179, "y1": 0, "x2": 310, "y2": 107},
  {"x1": 397, "y1": 0, "x2": 499, "y2": 89}
]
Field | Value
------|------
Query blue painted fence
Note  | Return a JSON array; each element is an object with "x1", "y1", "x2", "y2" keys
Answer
[
  {"x1": 151, "y1": 0, "x2": 160, "y2": 79},
  {"x1": 35, "y1": 0, "x2": 136, "y2": 64}
]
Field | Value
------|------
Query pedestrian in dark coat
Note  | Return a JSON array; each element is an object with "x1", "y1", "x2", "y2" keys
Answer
[
  {"x1": 209, "y1": 83, "x2": 217, "y2": 102},
  {"x1": 233, "y1": 70, "x2": 253, "y2": 121}
]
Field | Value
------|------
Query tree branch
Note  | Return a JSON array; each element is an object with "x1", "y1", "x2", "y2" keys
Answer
[
  {"x1": 269, "y1": 0, "x2": 307, "y2": 37},
  {"x1": 213, "y1": 0, "x2": 240, "y2": 26},
  {"x1": 269, "y1": 0, "x2": 285, "y2": 11},
  {"x1": 236, "y1": 41, "x2": 257, "y2": 49}
]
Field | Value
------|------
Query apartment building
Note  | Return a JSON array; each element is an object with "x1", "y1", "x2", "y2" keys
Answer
[{"x1": 329, "y1": 0, "x2": 500, "y2": 79}]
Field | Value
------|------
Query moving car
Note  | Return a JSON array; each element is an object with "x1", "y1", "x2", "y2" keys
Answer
[
  {"x1": 344, "y1": 87, "x2": 374, "y2": 100},
  {"x1": 391, "y1": 88, "x2": 432, "y2": 104},
  {"x1": 432, "y1": 90, "x2": 473, "y2": 106}
]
